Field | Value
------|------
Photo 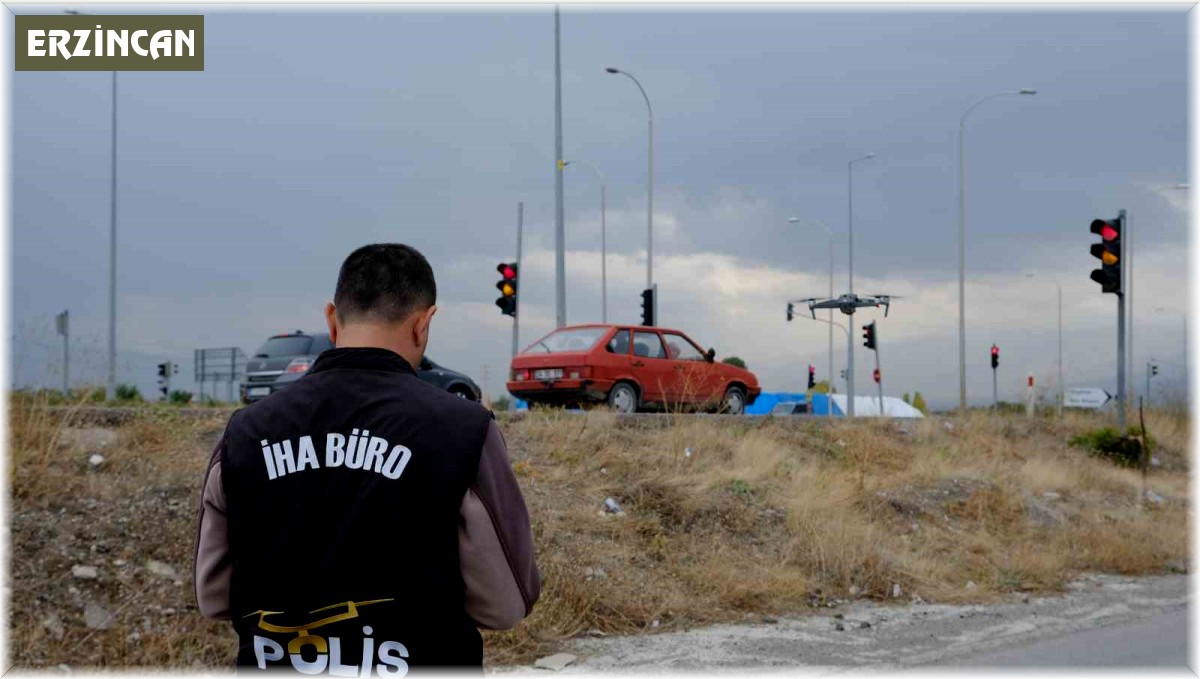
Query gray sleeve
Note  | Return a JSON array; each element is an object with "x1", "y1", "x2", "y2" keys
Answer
[
  {"x1": 193, "y1": 435, "x2": 232, "y2": 620},
  {"x1": 458, "y1": 419, "x2": 541, "y2": 630}
]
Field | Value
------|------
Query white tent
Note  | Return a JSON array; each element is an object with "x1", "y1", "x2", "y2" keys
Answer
[{"x1": 829, "y1": 395, "x2": 925, "y2": 418}]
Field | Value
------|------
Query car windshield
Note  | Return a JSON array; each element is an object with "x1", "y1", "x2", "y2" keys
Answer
[
  {"x1": 524, "y1": 327, "x2": 607, "y2": 354},
  {"x1": 253, "y1": 336, "x2": 313, "y2": 358}
]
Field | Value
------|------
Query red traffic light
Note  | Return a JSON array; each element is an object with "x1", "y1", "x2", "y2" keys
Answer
[
  {"x1": 873, "y1": 368, "x2": 881, "y2": 384},
  {"x1": 991, "y1": 345, "x2": 999, "y2": 357},
  {"x1": 498, "y1": 263, "x2": 517, "y2": 280},
  {"x1": 1090, "y1": 219, "x2": 1119, "y2": 242}
]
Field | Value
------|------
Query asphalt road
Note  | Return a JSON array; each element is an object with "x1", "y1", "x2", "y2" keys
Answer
[
  {"x1": 505, "y1": 574, "x2": 1190, "y2": 674},
  {"x1": 943, "y1": 607, "x2": 1190, "y2": 668}
]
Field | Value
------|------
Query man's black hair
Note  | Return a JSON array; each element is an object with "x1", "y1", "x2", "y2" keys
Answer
[{"x1": 333, "y1": 244, "x2": 437, "y2": 324}]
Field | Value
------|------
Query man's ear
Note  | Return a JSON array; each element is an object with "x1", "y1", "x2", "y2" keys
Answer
[
  {"x1": 324, "y1": 302, "x2": 339, "y2": 346},
  {"x1": 414, "y1": 305, "x2": 438, "y2": 348}
]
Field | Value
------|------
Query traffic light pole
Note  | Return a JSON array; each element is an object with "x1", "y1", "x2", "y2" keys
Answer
[
  {"x1": 1118, "y1": 289, "x2": 1126, "y2": 429},
  {"x1": 992, "y1": 365, "x2": 997, "y2": 410},
  {"x1": 875, "y1": 348, "x2": 883, "y2": 417},
  {"x1": 1117, "y1": 209, "x2": 1127, "y2": 430},
  {"x1": 509, "y1": 202, "x2": 524, "y2": 412},
  {"x1": 1145, "y1": 360, "x2": 1151, "y2": 409}
]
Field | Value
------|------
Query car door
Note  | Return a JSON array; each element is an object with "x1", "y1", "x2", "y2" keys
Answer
[
  {"x1": 631, "y1": 330, "x2": 672, "y2": 405},
  {"x1": 660, "y1": 331, "x2": 717, "y2": 406},
  {"x1": 596, "y1": 328, "x2": 633, "y2": 386}
]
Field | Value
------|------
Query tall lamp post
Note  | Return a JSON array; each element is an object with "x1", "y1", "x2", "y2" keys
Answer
[
  {"x1": 958, "y1": 88, "x2": 1037, "y2": 413},
  {"x1": 846, "y1": 152, "x2": 876, "y2": 417},
  {"x1": 1025, "y1": 273, "x2": 1063, "y2": 416},
  {"x1": 788, "y1": 216, "x2": 834, "y2": 418},
  {"x1": 66, "y1": 9, "x2": 118, "y2": 401},
  {"x1": 605, "y1": 67, "x2": 653, "y2": 297},
  {"x1": 564, "y1": 159, "x2": 607, "y2": 323}
]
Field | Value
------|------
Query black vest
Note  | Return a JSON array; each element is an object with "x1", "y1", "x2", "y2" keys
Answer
[{"x1": 220, "y1": 348, "x2": 493, "y2": 673}]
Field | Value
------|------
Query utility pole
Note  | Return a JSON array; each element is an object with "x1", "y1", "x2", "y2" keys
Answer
[
  {"x1": 481, "y1": 364, "x2": 490, "y2": 406},
  {"x1": 56, "y1": 310, "x2": 69, "y2": 396},
  {"x1": 553, "y1": 6, "x2": 566, "y2": 328},
  {"x1": 1058, "y1": 283, "x2": 1063, "y2": 417},
  {"x1": 846, "y1": 153, "x2": 875, "y2": 417}
]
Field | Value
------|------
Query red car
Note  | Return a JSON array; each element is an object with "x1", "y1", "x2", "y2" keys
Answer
[{"x1": 506, "y1": 324, "x2": 761, "y2": 414}]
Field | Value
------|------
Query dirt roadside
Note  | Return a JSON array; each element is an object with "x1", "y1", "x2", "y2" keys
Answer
[{"x1": 494, "y1": 574, "x2": 1189, "y2": 673}]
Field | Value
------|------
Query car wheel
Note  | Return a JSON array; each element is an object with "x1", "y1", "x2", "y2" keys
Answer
[
  {"x1": 608, "y1": 383, "x2": 639, "y2": 414},
  {"x1": 721, "y1": 386, "x2": 746, "y2": 415}
]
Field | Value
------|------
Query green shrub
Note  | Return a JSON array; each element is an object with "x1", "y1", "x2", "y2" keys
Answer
[
  {"x1": 169, "y1": 390, "x2": 193, "y2": 405},
  {"x1": 722, "y1": 356, "x2": 747, "y2": 369},
  {"x1": 1068, "y1": 426, "x2": 1152, "y2": 468},
  {"x1": 114, "y1": 383, "x2": 142, "y2": 402},
  {"x1": 73, "y1": 386, "x2": 107, "y2": 403},
  {"x1": 911, "y1": 392, "x2": 928, "y2": 415},
  {"x1": 724, "y1": 479, "x2": 754, "y2": 498}
]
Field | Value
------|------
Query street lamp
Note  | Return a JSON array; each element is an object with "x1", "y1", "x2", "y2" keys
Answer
[
  {"x1": 846, "y1": 152, "x2": 876, "y2": 417},
  {"x1": 606, "y1": 66, "x2": 653, "y2": 295},
  {"x1": 1025, "y1": 273, "x2": 1063, "y2": 416},
  {"x1": 67, "y1": 8, "x2": 118, "y2": 402},
  {"x1": 564, "y1": 160, "x2": 608, "y2": 323},
  {"x1": 788, "y1": 216, "x2": 834, "y2": 419},
  {"x1": 958, "y1": 88, "x2": 1037, "y2": 413}
]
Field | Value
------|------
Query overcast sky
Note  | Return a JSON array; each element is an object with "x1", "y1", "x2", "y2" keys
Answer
[{"x1": 8, "y1": 4, "x2": 1190, "y2": 409}]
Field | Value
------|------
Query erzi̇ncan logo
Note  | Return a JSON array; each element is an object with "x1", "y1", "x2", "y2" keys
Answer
[{"x1": 15, "y1": 15, "x2": 204, "y2": 71}]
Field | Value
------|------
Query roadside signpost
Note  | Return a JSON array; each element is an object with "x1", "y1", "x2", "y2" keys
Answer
[{"x1": 1064, "y1": 387, "x2": 1113, "y2": 409}]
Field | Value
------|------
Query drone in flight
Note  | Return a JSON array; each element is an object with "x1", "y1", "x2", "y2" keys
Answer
[{"x1": 786, "y1": 293, "x2": 901, "y2": 321}]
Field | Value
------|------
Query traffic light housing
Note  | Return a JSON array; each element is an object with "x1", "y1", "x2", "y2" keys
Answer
[
  {"x1": 787, "y1": 302, "x2": 794, "y2": 322},
  {"x1": 991, "y1": 345, "x2": 999, "y2": 369},
  {"x1": 495, "y1": 262, "x2": 518, "y2": 317},
  {"x1": 641, "y1": 288, "x2": 655, "y2": 327},
  {"x1": 807, "y1": 364, "x2": 815, "y2": 389},
  {"x1": 862, "y1": 321, "x2": 877, "y2": 350},
  {"x1": 1151, "y1": 363, "x2": 1159, "y2": 377},
  {"x1": 156, "y1": 362, "x2": 169, "y2": 398},
  {"x1": 1089, "y1": 217, "x2": 1122, "y2": 294}
]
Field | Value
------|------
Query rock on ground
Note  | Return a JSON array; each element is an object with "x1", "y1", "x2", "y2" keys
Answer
[
  {"x1": 145, "y1": 561, "x2": 178, "y2": 579},
  {"x1": 71, "y1": 566, "x2": 98, "y2": 580},
  {"x1": 42, "y1": 612, "x2": 65, "y2": 640},
  {"x1": 533, "y1": 653, "x2": 578, "y2": 671},
  {"x1": 84, "y1": 603, "x2": 114, "y2": 631}
]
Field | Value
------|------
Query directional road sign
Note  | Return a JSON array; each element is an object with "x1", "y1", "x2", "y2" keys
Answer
[{"x1": 1064, "y1": 387, "x2": 1113, "y2": 409}]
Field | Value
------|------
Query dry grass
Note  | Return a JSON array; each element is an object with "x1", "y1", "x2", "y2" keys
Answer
[{"x1": 6, "y1": 400, "x2": 1190, "y2": 670}]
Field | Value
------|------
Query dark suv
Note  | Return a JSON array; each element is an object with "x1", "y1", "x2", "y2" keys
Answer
[{"x1": 241, "y1": 331, "x2": 482, "y2": 404}]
